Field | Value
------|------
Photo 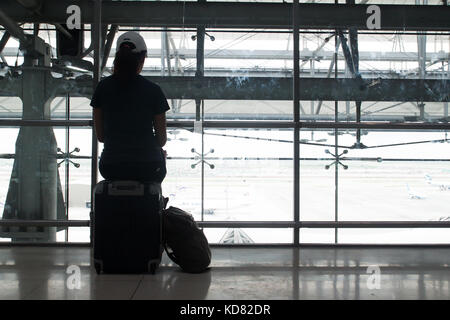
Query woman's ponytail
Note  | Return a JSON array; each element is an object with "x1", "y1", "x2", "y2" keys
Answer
[{"x1": 113, "y1": 42, "x2": 145, "y2": 82}]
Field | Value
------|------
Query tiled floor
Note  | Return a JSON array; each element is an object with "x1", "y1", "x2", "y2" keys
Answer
[{"x1": 0, "y1": 246, "x2": 449, "y2": 299}]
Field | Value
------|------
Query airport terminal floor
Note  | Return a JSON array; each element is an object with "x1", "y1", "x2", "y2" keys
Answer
[{"x1": 1, "y1": 246, "x2": 449, "y2": 300}]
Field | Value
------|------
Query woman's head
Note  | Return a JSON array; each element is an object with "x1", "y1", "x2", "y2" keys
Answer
[{"x1": 113, "y1": 31, "x2": 147, "y2": 81}]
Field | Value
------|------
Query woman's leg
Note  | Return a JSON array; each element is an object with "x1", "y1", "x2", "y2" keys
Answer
[
  {"x1": 134, "y1": 161, "x2": 166, "y2": 183},
  {"x1": 99, "y1": 158, "x2": 114, "y2": 180},
  {"x1": 99, "y1": 157, "x2": 136, "y2": 181},
  {"x1": 99, "y1": 157, "x2": 166, "y2": 183}
]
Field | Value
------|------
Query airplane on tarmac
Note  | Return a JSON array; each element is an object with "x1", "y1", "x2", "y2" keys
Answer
[
  {"x1": 406, "y1": 184, "x2": 425, "y2": 200},
  {"x1": 424, "y1": 175, "x2": 450, "y2": 191}
]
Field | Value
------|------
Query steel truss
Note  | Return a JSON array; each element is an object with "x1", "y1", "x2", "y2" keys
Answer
[
  {"x1": 2, "y1": 1, "x2": 449, "y2": 31},
  {"x1": 0, "y1": 76, "x2": 448, "y2": 102}
]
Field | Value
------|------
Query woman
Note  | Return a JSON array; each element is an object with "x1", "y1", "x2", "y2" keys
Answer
[{"x1": 90, "y1": 31, "x2": 169, "y2": 183}]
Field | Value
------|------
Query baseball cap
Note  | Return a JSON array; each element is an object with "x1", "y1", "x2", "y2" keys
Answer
[{"x1": 116, "y1": 31, "x2": 147, "y2": 56}]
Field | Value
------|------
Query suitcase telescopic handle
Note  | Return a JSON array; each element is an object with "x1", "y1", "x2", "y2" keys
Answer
[{"x1": 108, "y1": 181, "x2": 144, "y2": 196}]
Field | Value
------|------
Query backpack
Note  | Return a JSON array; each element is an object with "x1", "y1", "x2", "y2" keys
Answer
[{"x1": 162, "y1": 203, "x2": 211, "y2": 273}]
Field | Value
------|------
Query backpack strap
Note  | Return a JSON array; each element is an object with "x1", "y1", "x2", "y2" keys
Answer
[
  {"x1": 163, "y1": 242, "x2": 180, "y2": 265},
  {"x1": 161, "y1": 203, "x2": 180, "y2": 266}
]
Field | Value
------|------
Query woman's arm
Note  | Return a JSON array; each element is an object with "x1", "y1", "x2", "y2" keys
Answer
[
  {"x1": 153, "y1": 112, "x2": 167, "y2": 147},
  {"x1": 93, "y1": 108, "x2": 104, "y2": 143}
]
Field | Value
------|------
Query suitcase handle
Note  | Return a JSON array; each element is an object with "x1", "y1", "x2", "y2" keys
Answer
[
  {"x1": 104, "y1": 180, "x2": 162, "y2": 196},
  {"x1": 108, "y1": 181, "x2": 144, "y2": 196}
]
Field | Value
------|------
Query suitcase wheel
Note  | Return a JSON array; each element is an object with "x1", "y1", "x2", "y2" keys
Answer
[{"x1": 94, "y1": 262, "x2": 102, "y2": 275}]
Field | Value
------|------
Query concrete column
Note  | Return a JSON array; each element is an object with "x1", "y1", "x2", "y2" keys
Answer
[{"x1": 1, "y1": 40, "x2": 62, "y2": 242}]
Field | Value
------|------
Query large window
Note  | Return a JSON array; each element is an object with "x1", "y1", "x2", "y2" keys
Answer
[{"x1": 0, "y1": 1, "x2": 449, "y2": 244}]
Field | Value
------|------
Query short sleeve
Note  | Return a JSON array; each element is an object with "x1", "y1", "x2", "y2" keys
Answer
[
  {"x1": 153, "y1": 85, "x2": 170, "y2": 115},
  {"x1": 90, "y1": 81, "x2": 103, "y2": 109}
]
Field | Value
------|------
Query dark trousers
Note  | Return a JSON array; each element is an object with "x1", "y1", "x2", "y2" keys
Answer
[{"x1": 99, "y1": 158, "x2": 167, "y2": 183}]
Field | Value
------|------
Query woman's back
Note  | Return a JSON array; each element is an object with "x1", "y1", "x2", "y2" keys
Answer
[
  {"x1": 91, "y1": 31, "x2": 170, "y2": 183},
  {"x1": 92, "y1": 74, "x2": 169, "y2": 164}
]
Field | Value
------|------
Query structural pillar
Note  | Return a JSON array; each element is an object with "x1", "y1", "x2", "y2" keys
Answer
[{"x1": 1, "y1": 37, "x2": 63, "y2": 242}]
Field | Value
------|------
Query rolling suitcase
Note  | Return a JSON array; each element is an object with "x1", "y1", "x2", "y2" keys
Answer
[{"x1": 92, "y1": 180, "x2": 163, "y2": 274}]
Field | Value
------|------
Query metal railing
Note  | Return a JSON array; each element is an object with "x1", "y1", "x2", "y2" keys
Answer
[
  {"x1": 1, "y1": 220, "x2": 450, "y2": 229},
  {"x1": 0, "y1": 119, "x2": 449, "y2": 130}
]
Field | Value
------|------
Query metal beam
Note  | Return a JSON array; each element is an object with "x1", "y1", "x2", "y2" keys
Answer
[
  {"x1": 2, "y1": 219, "x2": 450, "y2": 229},
  {"x1": 14, "y1": 0, "x2": 73, "y2": 40},
  {"x1": 0, "y1": 8, "x2": 27, "y2": 44},
  {"x1": 101, "y1": 24, "x2": 117, "y2": 73},
  {"x1": 90, "y1": 0, "x2": 101, "y2": 247},
  {"x1": 197, "y1": 221, "x2": 450, "y2": 229},
  {"x1": 1, "y1": 119, "x2": 450, "y2": 130},
  {"x1": 0, "y1": 119, "x2": 91, "y2": 126},
  {"x1": 148, "y1": 77, "x2": 449, "y2": 102},
  {"x1": 2, "y1": 114, "x2": 449, "y2": 123},
  {"x1": 142, "y1": 68, "x2": 445, "y2": 78},
  {"x1": 2, "y1": 1, "x2": 450, "y2": 31},
  {"x1": 1, "y1": 75, "x2": 447, "y2": 102},
  {"x1": 0, "y1": 31, "x2": 10, "y2": 55},
  {"x1": 4, "y1": 47, "x2": 447, "y2": 62},
  {"x1": 293, "y1": 0, "x2": 300, "y2": 245},
  {"x1": 0, "y1": 220, "x2": 89, "y2": 227}
]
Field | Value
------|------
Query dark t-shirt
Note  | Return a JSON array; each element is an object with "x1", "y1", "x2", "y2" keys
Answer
[{"x1": 90, "y1": 74, "x2": 170, "y2": 163}]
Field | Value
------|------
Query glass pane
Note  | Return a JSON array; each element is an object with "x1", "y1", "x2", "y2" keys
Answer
[
  {"x1": 67, "y1": 227, "x2": 90, "y2": 243},
  {"x1": 163, "y1": 127, "x2": 201, "y2": 216},
  {"x1": 201, "y1": 30, "x2": 293, "y2": 121},
  {"x1": 299, "y1": 229, "x2": 336, "y2": 244},
  {"x1": 339, "y1": 130, "x2": 450, "y2": 222},
  {"x1": 204, "y1": 30, "x2": 292, "y2": 77},
  {"x1": 0, "y1": 159, "x2": 14, "y2": 221},
  {"x1": 300, "y1": 129, "x2": 336, "y2": 221},
  {"x1": 0, "y1": 128, "x2": 19, "y2": 153},
  {"x1": 339, "y1": 229, "x2": 450, "y2": 244},
  {"x1": 204, "y1": 228, "x2": 293, "y2": 245},
  {"x1": 50, "y1": 97, "x2": 67, "y2": 120},
  {"x1": 68, "y1": 159, "x2": 91, "y2": 221},
  {"x1": 66, "y1": 97, "x2": 93, "y2": 120},
  {"x1": 204, "y1": 100, "x2": 293, "y2": 121},
  {"x1": 204, "y1": 128, "x2": 293, "y2": 223},
  {"x1": 0, "y1": 97, "x2": 22, "y2": 119}
]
